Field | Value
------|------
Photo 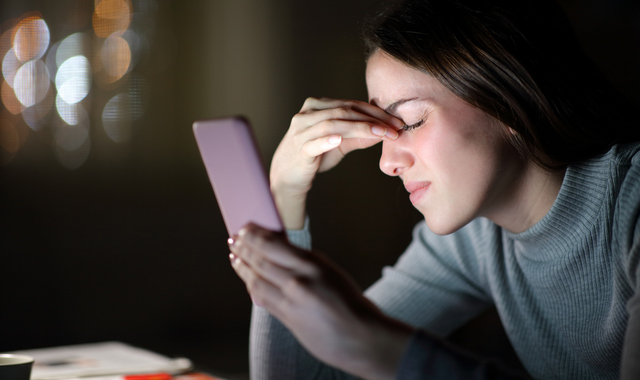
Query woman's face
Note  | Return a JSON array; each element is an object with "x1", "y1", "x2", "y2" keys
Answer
[{"x1": 366, "y1": 51, "x2": 525, "y2": 235}]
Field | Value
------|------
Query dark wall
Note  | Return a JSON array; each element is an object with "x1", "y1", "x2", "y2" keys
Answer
[{"x1": 1, "y1": 0, "x2": 638, "y2": 377}]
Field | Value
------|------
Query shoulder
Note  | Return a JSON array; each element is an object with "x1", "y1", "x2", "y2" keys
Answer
[
  {"x1": 609, "y1": 143, "x2": 640, "y2": 286},
  {"x1": 611, "y1": 143, "x2": 640, "y2": 245}
]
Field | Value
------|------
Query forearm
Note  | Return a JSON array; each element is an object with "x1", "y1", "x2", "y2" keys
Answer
[
  {"x1": 396, "y1": 331, "x2": 532, "y2": 380},
  {"x1": 271, "y1": 184, "x2": 307, "y2": 230},
  {"x1": 250, "y1": 306, "x2": 360, "y2": 380}
]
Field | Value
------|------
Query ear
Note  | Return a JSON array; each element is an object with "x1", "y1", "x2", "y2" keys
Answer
[{"x1": 508, "y1": 127, "x2": 517, "y2": 135}]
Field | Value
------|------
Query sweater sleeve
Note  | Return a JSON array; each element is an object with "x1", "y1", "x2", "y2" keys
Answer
[
  {"x1": 395, "y1": 331, "x2": 532, "y2": 379},
  {"x1": 366, "y1": 220, "x2": 494, "y2": 336},
  {"x1": 249, "y1": 217, "x2": 357, "y2": 380},
  {"x1": 621, "y1": 224, "x2": 640, "y2": 380},
  {"x1": 619, "y1": 151, "x2": 640, "y2": 380}
]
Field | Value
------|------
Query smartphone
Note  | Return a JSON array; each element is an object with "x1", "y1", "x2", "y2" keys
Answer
[{"x1": 193, "y1": 117, "x2": 284, "y2": 237}]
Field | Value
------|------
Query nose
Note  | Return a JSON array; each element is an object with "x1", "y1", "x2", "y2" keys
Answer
[{"x1": 379, "y1": 135, "x2": 413, "y2": 177}]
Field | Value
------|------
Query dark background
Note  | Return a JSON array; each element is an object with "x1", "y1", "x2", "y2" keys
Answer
[{"x1": 1, "y1": 0, "x2": 639, "y2": 378}]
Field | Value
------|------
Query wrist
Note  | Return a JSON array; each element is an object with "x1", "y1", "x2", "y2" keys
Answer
[{"x1": 271, "y1": 185, "x2": 308, "y2": 230}]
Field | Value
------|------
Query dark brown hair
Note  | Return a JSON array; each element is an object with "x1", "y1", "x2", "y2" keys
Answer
[{"x1": 363, "y1": 0, "x2": 638, "y2": 170}]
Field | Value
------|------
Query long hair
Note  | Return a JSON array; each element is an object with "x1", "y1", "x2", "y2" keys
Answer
[{"x1": 363, "y1": 0, "x2": 639, "y2": 170}]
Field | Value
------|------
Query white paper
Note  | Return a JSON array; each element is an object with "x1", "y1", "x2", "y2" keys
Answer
[{"x1": 8, "y1": 341, "x2": 192, "y2": 380}]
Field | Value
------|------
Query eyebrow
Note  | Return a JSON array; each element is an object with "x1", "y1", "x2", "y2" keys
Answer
[{"x1": 384, "y1": 97, "x2": 419, "y2": 115}]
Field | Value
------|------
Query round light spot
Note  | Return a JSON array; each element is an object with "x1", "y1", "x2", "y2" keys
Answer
[
  {"x1": 100, "y1": 34, "x2": 131, "y2": 81},
  {"x1": 56, "y1": 55, "x2": 91, "y2": 104},
  {"x1": 56, "y1": 93, "x2": 88, "y2": 126},
  {"x1": 2, "y1": 48, "x2": 21, "y2": 88},
  {"x1": 22, "y1": 85, "x2": 54, "y2": 130},
  {"x1": 93, "y1": 0, "x2": 132, "y2": 38},
  {"x1": 13, "y1": 17, "x2": 50, "y2": 62},
  {"x1": 13, "y1": 60, "x2": 51, "y2": 107},
  {"x1": 1, "y1": 79, "x2": 25, "y2": 115},
  {"x1": 56, "y1": 32, "x2": 91, "y2": 68},
  {"x1": 102, "y1": 93, "x2": 131, "y2": 143}
]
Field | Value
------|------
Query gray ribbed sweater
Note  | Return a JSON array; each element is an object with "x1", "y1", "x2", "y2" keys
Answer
[{"x1": 249, "y1": 143, "x2": 640, "y2": 379}]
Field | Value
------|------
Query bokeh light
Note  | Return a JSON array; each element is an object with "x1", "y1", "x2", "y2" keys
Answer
[
  {"x1": 100, "y1": 34, "x2": 131, "y2": 82},
  {"x1": 56, "y1": 93, "x2": 88, "y2": 126},
  {"x1": 0, "y1": 1, "x2": 164, "y2": 168},
  {"x1": 13, "y1": 15, "x2": 50, "y2": 62},
  {"x1": 22, "y1": 84, "x2": 53, "y2": 130},
  {"x1": 2, "y1": 48, "x2": 21, "y2": 88},
  {"x1": 13, "y1": 59, "x2": 50, "y2": 107},
  {"x1": 103, "y1": 93, "x2": 130, "y2": 143},
  {"x1": 1, "y1": 79, "x2": 24, "y2": 114},
  {"x1": 55, "y1": 55, "x2": 91, "y2": 104},
  {"x1": 55, "y1": 32, "x2": 91, "y2": 68},
  {"x1": 92, "y1": 0, "x2": 132, "y2": 38}
]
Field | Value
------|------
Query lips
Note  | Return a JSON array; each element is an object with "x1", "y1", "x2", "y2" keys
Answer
[{"x1": 404, "y1": 181, "x2": 431, "y2": 204}]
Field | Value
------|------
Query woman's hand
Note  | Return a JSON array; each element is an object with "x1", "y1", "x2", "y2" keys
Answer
[
  {"x1": 228, "y1": 223, "x2": 413, "y2": 380},
  {"x1": 270, "y1": 97, "x2": 404, "y2": 229}
]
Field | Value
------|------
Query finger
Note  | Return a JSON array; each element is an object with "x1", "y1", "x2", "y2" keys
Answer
[
  {"x1": 294, "y1": 109, "x2": 399, "y2": 140},
  {"x1": 297, "y1": 134, "x2": 343, "y2": 159},
  {"x1": 229, "y1": 253, "x2": 286, "y2": 313},
  {"x1": 299, "y1": 97, "x2": 404, "y2": 130},
  {"x1": 317, "y1": 138, "x2": 381, "y2": 172},
  {"x1": 233, "y1": 224, "x2": 314, "y2": 273},
  {"x1": 229, "y1": 238, "x2": 297, "y2": 288}
]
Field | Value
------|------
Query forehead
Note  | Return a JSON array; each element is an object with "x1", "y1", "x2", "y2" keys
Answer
[{"x1": 365, "y1": 51, "x2": 447, "y2": 105}]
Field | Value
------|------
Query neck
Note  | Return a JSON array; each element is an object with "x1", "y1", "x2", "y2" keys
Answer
[{"x1": 488, "y1": 162, "x2": 566, "y2": 234}]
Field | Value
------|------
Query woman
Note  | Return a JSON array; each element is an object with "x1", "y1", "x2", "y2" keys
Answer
[{"x1": 227, "y1": 0, "x2": 640, "y2": 378}]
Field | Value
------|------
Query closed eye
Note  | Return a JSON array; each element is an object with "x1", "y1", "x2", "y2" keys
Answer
[{"x1": 401, "y1": 119, "x2": 424, "y2": 131}]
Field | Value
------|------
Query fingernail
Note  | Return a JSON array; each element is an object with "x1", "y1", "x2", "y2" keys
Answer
[
  {"x1": 391, "y1": 118, "x2": 405, "y2": 129},
  {"x1": 385, "y1": 128, "x2": 399, "y2": 140},
  {"x1": 229, "y1": 253, "x2": 241, "y2": 266},
  {"x1": 328, "y1": 135, "x2": 342, "y2": 145},
  {"x1": 228, "y1": 237, "x2": 235, "y2": 246},
  {"x1": 371, "y1": 125, "x2": 386, "y2": 136}
]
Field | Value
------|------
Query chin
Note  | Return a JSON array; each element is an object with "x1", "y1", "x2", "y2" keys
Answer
[{"x1": 421, "y1": 211, "x2": 471, "y2": 236}]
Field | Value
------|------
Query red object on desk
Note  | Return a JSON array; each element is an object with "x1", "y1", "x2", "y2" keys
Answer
[{"x1": 124, "y1": 374, "x2": 172, "y2": 380}]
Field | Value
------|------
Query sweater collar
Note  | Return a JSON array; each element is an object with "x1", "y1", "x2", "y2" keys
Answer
[{"x1": 502, "y1": 147, "x2": 615, "y2": 256}]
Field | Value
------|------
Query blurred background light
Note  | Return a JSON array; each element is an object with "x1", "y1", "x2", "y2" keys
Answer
[
  {"x1": 54, "y1": 125, "x2": 91, "y2": 169},
  {"x1": 93, "y1": 0, "x2": 132, "y2": 38},
  {"x1": 13, "y1": 15, "x2": 49, "y2": 62},
  {"x1": 100, "y1": 34, "x2": 131, "y2": 82},
  {"x1": 55, "y1": 32, "x2": 91, "y2": 68},
  {"x1": 22, "y1": 84, "x2": 53, "y2": 130},
  {"x1": 55, "y1": 55, "x2": 91, "y2": 104},
  {"x1": 102, "y1": 92, "x2": 130, "y2": 143},
  {"x1": 13, "y1": 59, "x2": 50, "y2": 107},
  {"x1": 1, "y1": 79, "x2": 24, "y2": 114},
  {"x1": 2, "y1": 48, "x2": 21, "y2": 88},
  {"x1": 56, "y1": 93, "x2": 83, "y2": 125},
  {"x1": 55, "y1": 119, "x2": 89, "y2": 152},
  {"x1": 0, "y1": 0, "x2": 153, "y2": 169}
]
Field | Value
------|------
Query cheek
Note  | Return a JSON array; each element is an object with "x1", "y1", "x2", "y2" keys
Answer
[{"x1": 414, "y1": 117, "x2": 510, "y2": 214}]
